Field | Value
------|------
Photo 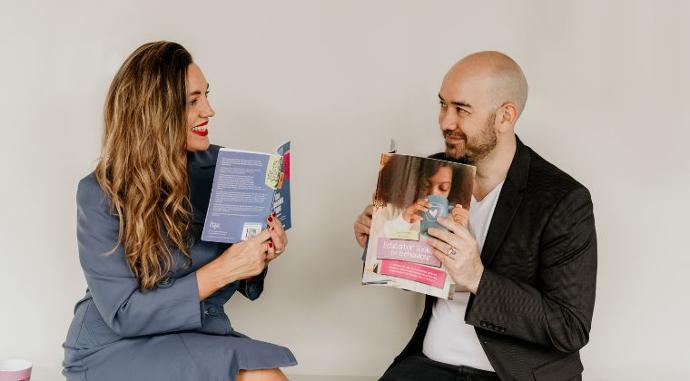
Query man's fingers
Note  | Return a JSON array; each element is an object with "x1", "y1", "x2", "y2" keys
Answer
[
  {"x1": 364, "y1": 204, "x2": 374, "y2": 217},
  {"x1": 426, "y1": 235, "x2": 451, "y2": 254},
  {"x1": 427, "y1": 226, "x2": 455, "y2": 245},
  {"x1": 355, "y1": 221, "x2": 370, "y2": 233},
  {"x1": 430, "y1": 247, "x2": 450, "y2": 267},
  {"x1": 436, "y1": 217, "x2": 471, "y2": 238}
]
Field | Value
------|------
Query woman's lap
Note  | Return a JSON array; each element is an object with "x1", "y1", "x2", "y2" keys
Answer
[{"x1": 63, "y1": 332, "x2": 296, "y2": 381}]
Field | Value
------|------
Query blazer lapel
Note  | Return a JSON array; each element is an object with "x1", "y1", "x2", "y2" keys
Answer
[{"x1": 480, "y1": 137, "x2": 530, "y2": 266}]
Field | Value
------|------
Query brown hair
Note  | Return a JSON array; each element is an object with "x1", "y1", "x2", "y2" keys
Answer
[
  {"x1": 95, "y1": 41, "x2": 193, "y2": 290},
  {"x1": 375, "y1": 155, "x2": 472, "y2": 211}
]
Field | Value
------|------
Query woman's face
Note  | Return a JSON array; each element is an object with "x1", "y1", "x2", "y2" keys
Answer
[
  {"x1": 186, "y1": 63, "x2": 215, "y2": 152},
  {"x1": 427, "y1": 166, "x2": 453, "y2": 198}
]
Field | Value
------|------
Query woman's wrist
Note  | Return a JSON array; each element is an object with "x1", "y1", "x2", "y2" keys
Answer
[{"x1": 196, "y1": 256, "x2": 237, "y2": 300}]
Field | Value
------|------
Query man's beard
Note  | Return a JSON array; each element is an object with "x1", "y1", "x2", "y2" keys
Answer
[{"x1": 444, "y1": 113, "x2": 497, "y2": 165}]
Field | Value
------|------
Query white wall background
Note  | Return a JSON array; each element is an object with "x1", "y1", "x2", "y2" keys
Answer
[{"x1": 1, "y1": 0, "x2": 689, "y2": 379}]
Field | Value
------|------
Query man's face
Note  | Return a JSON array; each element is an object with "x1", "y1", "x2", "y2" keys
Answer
[{"x1": 437, "y1": 71, "x2": 497, "y2": 164}]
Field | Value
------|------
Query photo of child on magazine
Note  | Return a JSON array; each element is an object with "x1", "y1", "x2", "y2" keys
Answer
[{"x1": 363, "y1": 154, "x2": 475, "y2": 299}]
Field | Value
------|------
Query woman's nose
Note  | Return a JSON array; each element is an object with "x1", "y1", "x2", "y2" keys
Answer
[{"x1": 202, "y1": 99, "x2": 215, "y2": 118}]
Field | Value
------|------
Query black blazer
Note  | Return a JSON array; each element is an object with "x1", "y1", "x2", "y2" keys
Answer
[{"x1": 390, "y1": 137, "x2": 597, "y2": 381}]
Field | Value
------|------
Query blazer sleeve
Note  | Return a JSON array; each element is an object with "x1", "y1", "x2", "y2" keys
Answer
[
  {"x1": 465, "y1": 186, "x2": 597, "y2": 353},
  {"x1": 76, "y1": 176, "x2": 204, "y2": 337},
  {"x1": 238, "y1": 268, "x2": 268, "y2": 300}
]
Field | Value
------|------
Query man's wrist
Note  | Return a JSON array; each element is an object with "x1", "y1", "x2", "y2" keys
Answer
[{"x1": 469, "y1": 265, "x2": 485, "y2": 295}]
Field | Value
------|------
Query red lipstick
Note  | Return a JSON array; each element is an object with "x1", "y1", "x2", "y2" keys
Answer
[{"x1": 191, "y1": 121, "x2": 209, "y2": 137}]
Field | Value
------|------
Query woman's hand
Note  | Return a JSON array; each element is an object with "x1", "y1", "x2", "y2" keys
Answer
[
  {"x1": 196, "y1": 230, "x2": 271, "y2": 300},
  {"x1": 402, "y1": 199, "x2": 430, "y2": 223},
  {"x1": 218, "y1": 230, "x2": 271, "y2": 280},
  {"x1": 451, "y1": 204, "x2": 469, "y2": 227},
  {"x1": 266, "y1": 212, "x2": 288, "y2": 263}
]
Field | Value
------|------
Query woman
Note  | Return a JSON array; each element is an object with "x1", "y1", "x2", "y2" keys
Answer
[{"x1": 62, "y1": 41, "x2": 296, "y2": 381}]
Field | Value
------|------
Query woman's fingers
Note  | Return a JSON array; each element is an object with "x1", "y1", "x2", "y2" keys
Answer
[
  {"x1": 267, "y1": 212, "x2": 287, "y2": 254},
  {"x1": 250, "y1": 229, "x2": 272, "y2": 244},
  {"x1": 268, "y1": 226, "x2": 285, "y2": 254},
  {"x1": 266, "y1": 239, "x2": 277, "y2": 261}
]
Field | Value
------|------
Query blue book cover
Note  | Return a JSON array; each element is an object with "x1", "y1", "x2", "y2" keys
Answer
[{"x1": 202, "y1": 142, "x2": 291, "y2": 243}]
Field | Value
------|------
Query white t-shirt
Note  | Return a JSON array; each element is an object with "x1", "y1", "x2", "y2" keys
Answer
[{"x1": 422, "y1": 180, "x2": 505, "y2": 371}]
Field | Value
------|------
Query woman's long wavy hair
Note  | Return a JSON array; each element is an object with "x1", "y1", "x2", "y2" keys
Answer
[{"x1": 95, "y1": 41, "x2": 193, "y2": 291}]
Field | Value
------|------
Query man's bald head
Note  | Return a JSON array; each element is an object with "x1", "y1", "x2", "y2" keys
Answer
[
  {"x1": 444, "y1": 51, "x2": 528, "y2": 116},
  {"x1": 438, "y1": 51, "x2": 528, "y2": 162}
]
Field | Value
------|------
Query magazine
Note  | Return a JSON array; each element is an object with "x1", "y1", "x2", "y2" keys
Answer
[
  {"x1": 201, "y1": 142, "x2": 291, "y2": 243},
  {"x1": 362, "y1": 153, "x2": 475, "y2": 299}
]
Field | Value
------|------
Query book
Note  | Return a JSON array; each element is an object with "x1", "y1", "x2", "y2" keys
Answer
[
  {"x1": 361, "y1": 153, "x2": 475, "y2": 299},
  {"x1": 201, "y1": 142, "x2": 291, "y2": 243}
]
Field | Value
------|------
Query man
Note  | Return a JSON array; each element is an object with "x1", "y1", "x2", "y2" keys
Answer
[{"x1": 353, "y1": 51, "x2": 597, "y2": 381}]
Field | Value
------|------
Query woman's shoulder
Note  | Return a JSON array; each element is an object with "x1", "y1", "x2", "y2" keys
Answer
[
  {"x1": 188, "y1": 144, "x2": 222, "y2": 169},
  {"x1": 76, "y1": 172, "x2": 111, "y2": 210}
]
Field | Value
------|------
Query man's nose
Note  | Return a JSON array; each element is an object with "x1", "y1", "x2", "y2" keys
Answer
[{"x1": 439, "y1": 110, "x2": 456, "y2": 131}]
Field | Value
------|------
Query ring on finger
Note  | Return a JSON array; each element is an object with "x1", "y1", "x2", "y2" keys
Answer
[{"x1": 446, "y1": 247, "x2": 457, "y2": 257}]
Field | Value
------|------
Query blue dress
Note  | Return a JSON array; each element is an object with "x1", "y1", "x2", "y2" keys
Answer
[{"x1": 62, "y1": 146, "x2": 296, "y2": 380}]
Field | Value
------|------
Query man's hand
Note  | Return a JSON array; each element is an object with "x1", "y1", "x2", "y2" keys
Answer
[
  {"x1": 426, "y1": 216, "x2": 484, "y2": 294},
  {"x1": 354, "y1": 205, "x2": 374, "y2": 249}
]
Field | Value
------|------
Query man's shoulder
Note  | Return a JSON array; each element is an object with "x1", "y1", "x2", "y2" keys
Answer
[{"x1": 523, "y1": 144, "x2": 589, "y2": 203}]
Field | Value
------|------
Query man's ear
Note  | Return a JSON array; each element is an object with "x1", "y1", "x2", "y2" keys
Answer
[{"x1": 497, "y1": 102, "x2": 519, "y2": 132}]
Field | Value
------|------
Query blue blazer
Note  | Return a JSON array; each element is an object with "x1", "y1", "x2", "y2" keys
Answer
[{"x1": 62, "y1": 145, "x2": 287, "y2": 379}]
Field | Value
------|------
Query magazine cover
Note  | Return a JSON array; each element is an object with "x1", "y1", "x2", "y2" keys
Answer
[
  {"x1": 362, "y1": 153, "x2": 475, "y2": 299},
  {"x1": 201, "y1": 142, "x2": 291, "y2": 243}
]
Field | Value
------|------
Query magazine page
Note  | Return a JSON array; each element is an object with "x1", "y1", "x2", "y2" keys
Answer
[
  {"x1": 273, "y1": 141, "x2": 292, "y2": 230},
  {"x1": 362, "y1": 153, "x2": 475, "y2": 299},
  {"x1": 202, "y1": 148, "x2": 283, "y2": 243}
]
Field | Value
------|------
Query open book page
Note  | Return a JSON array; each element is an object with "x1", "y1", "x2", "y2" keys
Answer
[{"x1": 202, "y1": 142, "x2": 290, "y2": 243}]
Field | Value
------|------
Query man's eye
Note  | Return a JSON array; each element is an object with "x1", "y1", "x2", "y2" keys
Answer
[{"x1": 439, "y1": 101, "x2": 447, "y2": 108}]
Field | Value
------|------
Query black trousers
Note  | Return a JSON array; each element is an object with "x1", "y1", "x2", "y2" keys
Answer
[{"x1": 380, "y1": 354, "x2": 499, "y2": 381}]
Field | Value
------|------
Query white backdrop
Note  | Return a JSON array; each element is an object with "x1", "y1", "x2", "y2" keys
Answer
[{"x1": 1, "y1": 1, "x2": 689, "y2": 379}]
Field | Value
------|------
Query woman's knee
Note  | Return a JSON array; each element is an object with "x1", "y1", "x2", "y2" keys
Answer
[{"x1": 236, "y1": 368, "x2": 288, "y2": 381}]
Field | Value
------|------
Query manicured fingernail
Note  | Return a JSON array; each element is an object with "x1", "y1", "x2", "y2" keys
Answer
[
  {"x1": 268, "y1": 216, "x2": 273, "y2": 222},
  {"x1": 269, "y1": 241, "x2": 273, "y2": 248}
]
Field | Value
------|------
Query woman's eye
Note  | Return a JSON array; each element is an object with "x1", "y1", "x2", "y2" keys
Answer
[
  {"x1": 439, "y1": 101, "x2": 447, "y2": 108},
  {"x1": 190, "y1": 99, "x2": 198, "y2": 105}
]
